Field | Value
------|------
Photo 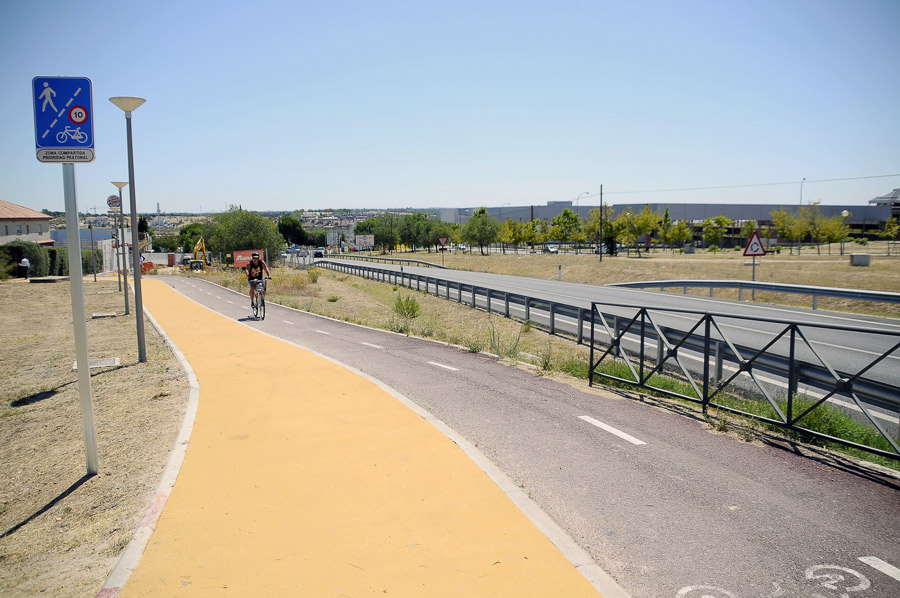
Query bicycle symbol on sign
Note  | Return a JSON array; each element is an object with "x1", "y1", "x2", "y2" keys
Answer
[{"x1": 56, "y1": 126, "x2": 88, "y2": 144}]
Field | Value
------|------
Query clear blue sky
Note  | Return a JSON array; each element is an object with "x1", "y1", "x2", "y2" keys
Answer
[{"x1": 2, "y1": 0, "x2": 898, "y2": 214}]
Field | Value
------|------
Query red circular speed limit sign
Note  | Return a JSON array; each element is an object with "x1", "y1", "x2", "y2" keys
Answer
[{"x1": 69, "y1": 105, "x2": 88, "y2": 124}]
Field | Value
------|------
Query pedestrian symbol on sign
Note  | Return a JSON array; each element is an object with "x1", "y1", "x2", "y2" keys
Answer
[{"x1": 39, "y1": 82, "x2": 57, "y2": 112}]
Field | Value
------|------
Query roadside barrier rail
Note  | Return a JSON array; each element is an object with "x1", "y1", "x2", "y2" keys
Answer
[
  {"x1": 318, "y1": 259, "x2": 900, "y2": 461},
  {"x1": 610, "y1": 279, "x2": 900, "y2": 310},
  {"x1": 318, "y1": 254, "x2": 449, "y2": 269}
]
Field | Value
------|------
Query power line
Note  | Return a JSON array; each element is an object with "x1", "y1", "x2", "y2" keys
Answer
[{"x1": 581, "y1": 173, "x2": 900, "y2": 197}]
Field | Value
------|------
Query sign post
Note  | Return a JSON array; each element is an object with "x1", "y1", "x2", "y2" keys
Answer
[
  {"x1": 34, "y1": 76, "x2": 99, "y2": 475},
  {"x1": 438, "y1": 236, "x2": 449, "y2": 266},
  {"x1": 743, "y1": 230, "x2": 767, "y2": 300}
]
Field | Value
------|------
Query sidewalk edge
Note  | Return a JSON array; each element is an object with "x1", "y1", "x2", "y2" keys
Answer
[{"x1": 96, "y1": 305, "x2": 201, "y2": 598}]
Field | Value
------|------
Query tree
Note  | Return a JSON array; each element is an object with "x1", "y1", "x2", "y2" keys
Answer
[
  {"x1": 740, "y1": 220, "x2": 758, "y2": 244},
  {"x1": 659, "y1": 208, "x2": 673, "y2": 252},
  {"x1": 203, "y1": 207, "x2": 284, "y2": 264},
  {"x1": 702, "y1": 215, "x2": 733, "y2": 248},
  {"x1": 498, "y1": 218, "x2": 522, "y2": 254},
  {"x1": 819, "y1": 216, "x2": 845, "y2": 255},
  {"x1": 615, "y1": 205, "x2": 658, "y2": 256},
  {"x1": 277, "y1": 215, "x2": 308, "y2": 246},
  {"x1": 424, "y1": 219, "x2": 453, "y2": 252},
  {"x1": 798, "y1": 202, "x2": 825, "y2": 254},
  {"x1": 153, "y1": 233, "x2": 180, "y2": 252},
  {"x1": 549, "y1": 208, "x2": 581, "y2": 246},
  {"x1": 520, "y1": 219, "x2": 540, "y2": 249},
  {"x1": 355, "y1": 214, "x2": 399, "y2": 253},
  {"x1": 771, "y1": 208, "x2": 798, "y2": 254},
  {"x1": 669, "y1": 220, "x2": 693, "y2": 249},
  {"x1": 461, "y1": 207, "x2": 500, "y2": 255},
  {"x1": 881, "y1": 217, "x2": 899, "y2": 256},
  {"x1": 398, "y1": 213, "x2": 428, "y2": 252},
  {"x1": 138, "y1": 216, "x2": 151, "y2": 234},
  {"x1": 179, "y1": 222, "x2": 205, "y2": 252}
]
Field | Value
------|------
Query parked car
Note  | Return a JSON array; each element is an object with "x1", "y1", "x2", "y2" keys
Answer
[
  {"x1": 314, "y1": 247, "x2": 325, "y2": 258},
  {"x1": 543, "y1": 245, "x2": 559, "y2": 254}
]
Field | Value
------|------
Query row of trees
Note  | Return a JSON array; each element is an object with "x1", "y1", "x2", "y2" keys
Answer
[{"x1": 151, "y1": 203, "x2": 900, "y2": 264}]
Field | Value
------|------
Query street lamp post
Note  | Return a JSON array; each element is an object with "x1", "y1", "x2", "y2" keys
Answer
[
  {"x1": 113, "y1": 182, "x2": 130, "y2": 315},
  {"x1": 599, "y1": 185, "x2": 604, "y2": 263},
  {"x1": 109, "y1": 97, "x2": 147, "y2": 362},
  {"x1": 799, "y1": 177, "x2": 806, "y2": 206},
  {"x1": 88, "y1": 223, "x2": 97, "y2": 282},
  {"x1": 841, "y1": 210, "x2": 850, "y2": 256}
]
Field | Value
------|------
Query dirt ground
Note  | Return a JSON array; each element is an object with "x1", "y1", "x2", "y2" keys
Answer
[{"x1": 0, "y1": 278, "x2": 189, "y2": 597}]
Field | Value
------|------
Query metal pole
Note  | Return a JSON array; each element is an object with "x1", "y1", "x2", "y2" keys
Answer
[
  {"x1": 599, "y1": 184, "x2": 603, "y2": 263},
  {"x1": 89, "y1": 223, "x2": 97, "y2": 282},
  {"x1": 112, "y1": 209, "x2": 122, "y2": 291},
  {"x1": 62, "y1": 163, "x2": 99, "y2": 475},
  {"x1": 124, "y1": 113, "x2": 147, "y2": 362},
  {"x1": 119, "y1": 196, "x2": 129, "y2": 315}
]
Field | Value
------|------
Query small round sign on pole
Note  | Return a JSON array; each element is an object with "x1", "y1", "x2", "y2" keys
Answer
[
  {"x1": 106, "y1": 194, "x2": 120, "y2": 209},
  {"x1": 69, "y1": 106, "x2": 88, "y2": 124}
]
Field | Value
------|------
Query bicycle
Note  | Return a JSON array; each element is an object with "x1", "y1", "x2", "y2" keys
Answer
[
  {"x1": 250, "y1": 277, "x2": 270, "y2": 320},
  {"x1": 56, "y1": 126, "x2": 88, "y2": 144}
]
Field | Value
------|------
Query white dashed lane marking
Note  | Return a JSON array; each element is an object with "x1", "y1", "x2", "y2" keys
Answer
[
  {"x1": 859, "y1": 556, "x2": 900, "y2": 582},
  {"x1": 428, "y1": 361, "x2": 458, "y2": 372},
  {"x1": 315, "y1": 330, "x2": 330, "y2": 335},
  {"x1": 361, "y1": 342, "x2": 383, "y2": 349},
  {"x1": 578, "y1": 416, "x2": 646, "y2": 446}
]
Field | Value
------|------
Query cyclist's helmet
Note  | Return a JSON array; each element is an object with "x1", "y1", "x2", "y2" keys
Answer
[{"x1": 251, "y1": 252, "x2": 260, "y2": 259}]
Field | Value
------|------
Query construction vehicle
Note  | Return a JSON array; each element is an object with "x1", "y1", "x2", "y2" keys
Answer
[{"x1": 185, "y1": 237, "x2": 209, "y2": 271}]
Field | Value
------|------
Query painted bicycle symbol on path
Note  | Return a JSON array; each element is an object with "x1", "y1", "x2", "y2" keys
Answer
[
  {"x1": 677, "y1": 563, "x2": 877, "y2": 598},
  {"x1": 56, "y1": 126, "x2": 89, "y2": 144}
]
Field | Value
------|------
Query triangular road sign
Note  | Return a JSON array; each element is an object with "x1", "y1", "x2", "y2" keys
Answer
[{"x1": 743, "y1": 231, "x2": 767, "y2": 257}]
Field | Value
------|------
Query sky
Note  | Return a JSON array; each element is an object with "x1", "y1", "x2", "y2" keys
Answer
[{"x1": 1, "y1": 0, "x2": 899, "y2": 215}]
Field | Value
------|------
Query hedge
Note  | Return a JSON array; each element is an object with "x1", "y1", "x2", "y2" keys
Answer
[{"x1": 0, "y1": 242, "x2": 103, "y2": 279}]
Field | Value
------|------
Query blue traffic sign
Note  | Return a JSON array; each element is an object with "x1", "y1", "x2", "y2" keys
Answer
[{"x1": 33, "y1": 76, "x2": 95, "y2": 163}]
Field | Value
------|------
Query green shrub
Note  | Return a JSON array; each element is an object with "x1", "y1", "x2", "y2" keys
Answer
[
  {"x1": 0, "y1": 241, "x2": 48, "y2": 277},
  {"x1": 707, "y1": 244, "x2": 720, "y2": 253},
  {"x1": 327, "y1": 295, "x2": 340, "y2": 302}
]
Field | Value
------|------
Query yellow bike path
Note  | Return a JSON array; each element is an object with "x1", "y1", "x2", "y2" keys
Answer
[{"x1": 120, "y1": 279, "x2": 604, "y2": 596}]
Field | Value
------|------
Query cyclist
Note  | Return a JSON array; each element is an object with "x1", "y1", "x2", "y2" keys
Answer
[{"x1": 244, "y1": 252, "x2": 271, "y2": 308}]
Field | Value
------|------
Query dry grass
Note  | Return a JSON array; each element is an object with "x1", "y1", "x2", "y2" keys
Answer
[
  {"x1": 0, "y1": 278, "x2": 189, "y2": 597},
  {"x1": 379, "y1": 246, "x2": 900, "y2": 318}
]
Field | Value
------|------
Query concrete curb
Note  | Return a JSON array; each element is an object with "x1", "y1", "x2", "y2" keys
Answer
[{"x1": 96, "y1": 304, "x2": 201, "y2": 598}]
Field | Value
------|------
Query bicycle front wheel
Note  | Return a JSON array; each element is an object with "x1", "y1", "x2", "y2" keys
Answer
[
  {"x1": 251, "y1": 296, "x2": 259, "y2": 318},
  {"x1": 259, "y1": 295, "x2": 265, "y2": 320}
]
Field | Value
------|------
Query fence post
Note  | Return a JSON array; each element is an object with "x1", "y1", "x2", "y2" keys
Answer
[
  {"x1": 657, "y1": 332, "x2": 664, "y2": 367},
  {"x1": 589, "y1": 304, "x2": 595, "y2": 386},
  {"x1": 471, "y1": 286, "x2": 477, "y2": 308},
  {"x1": 812, "y1": 295, "x2": 818, "y2": 310},
  {"x1": 577, "y1": 307, "x2": 584, "y2": 344},
  {"x1": 525, "y1": 297, "x2": 531, "y2": 321},
  {"x1": 788, "y1": 325, "x2": 797, "y2": 425},
  {"x1": 486, "y1": 289, "x2": 492, "y2": 314},
  {"x1": 549, "y1": 303, "x2": 555, "y2": 334},
  {"x1": 739, "y1": 285, "x2": 743, "y2": 302},
  {"x1": 504, "y1": 293, "x2": 510, "y2": 318},
  {"x1": 714, "y1": 340, "x2": 723, "y2": 385},
  {"x1": 639, "y1": 309, "x2": 646, "y2": 383},
  {"x1": 702, "y1": 316, "x2": 711, "y2": 413}
]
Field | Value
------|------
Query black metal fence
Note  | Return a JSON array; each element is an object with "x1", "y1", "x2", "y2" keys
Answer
[{"x1": 589, "y1": 301, "x2": 900, "y2": 461}]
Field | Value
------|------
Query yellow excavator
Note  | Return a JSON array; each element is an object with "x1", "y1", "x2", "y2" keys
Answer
[{"x1": 184, "y1": 237, "x2": 209, "y2": 271}]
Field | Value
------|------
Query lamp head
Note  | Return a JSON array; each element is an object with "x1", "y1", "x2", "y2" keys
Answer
[
  {"x1": 109, "y1": 97, "x2": 146, "y2": 114},
  {"x1": 112, "y1": 181, "x2": 128, "y2": 190}
]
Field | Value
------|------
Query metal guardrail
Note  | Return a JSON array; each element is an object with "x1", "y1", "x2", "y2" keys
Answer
[
  {"x1": 589, "y1": 301, "x2": 900, "y2": 461},
  {"x1": 319, "y1": 259, "x2": 900, "y2": 461},
  {"x1": 318, "y1": 254, "x2": 449, "y2": 269},
  {"x1": 610, "y1": 280, "x2": 900, "y2": 310}
]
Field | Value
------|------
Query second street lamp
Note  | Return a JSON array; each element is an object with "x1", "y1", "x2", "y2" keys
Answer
[
  {"x1": 109, "y1": 97, "x2": 147, "y2": 362},
  {"x1": 112, "y1": 182, "x2": 130, "y2": 315}
]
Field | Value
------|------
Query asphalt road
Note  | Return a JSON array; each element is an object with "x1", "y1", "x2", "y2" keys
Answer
[
  {"x1": 318, "y1": 259, "x2": 900, "y2": 428},
  {"x1": 157, "y1": 276, "x2": 900, "y2": 598}
]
